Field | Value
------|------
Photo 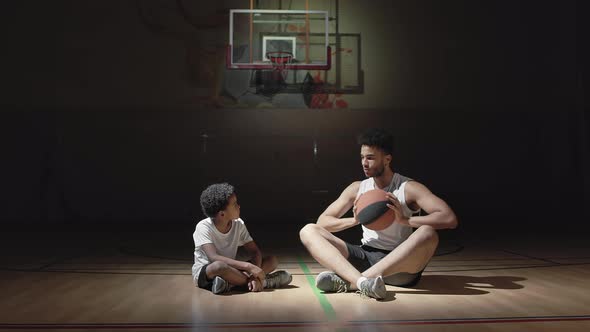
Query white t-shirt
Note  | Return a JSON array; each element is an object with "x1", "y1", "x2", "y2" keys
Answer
[
  {"x1": 356, "y1": 174, "x2": 420, "y2": 251},
  {"x1": 192, "y1": 217, "x2": 253, "y2": 273}
]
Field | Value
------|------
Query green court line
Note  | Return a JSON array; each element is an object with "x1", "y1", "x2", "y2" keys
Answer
[{"x1": 297, "y1": 257, "x2": 338, "y2": 321}]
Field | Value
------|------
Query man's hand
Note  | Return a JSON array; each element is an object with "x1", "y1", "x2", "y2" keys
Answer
[
  {"x1": 386, "y1": 192, "x2": 410, "y2": 226},
  {"x1": 352, "y1": 196, "x2": 360, "y2": 224},
  {"x1": 352, "y1": 196, "x2": 358, "y2": 218}
]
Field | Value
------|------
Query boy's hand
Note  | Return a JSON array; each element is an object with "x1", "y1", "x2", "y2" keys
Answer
[
  {"x1": 248, "y1": 264, "x2": 265, "y2": 281},
  {"x1": 248, "y1": 277, "x2": 263, "y2": 292}
]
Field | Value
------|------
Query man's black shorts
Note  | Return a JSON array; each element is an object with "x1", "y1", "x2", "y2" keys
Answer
[{"x1": 345, "y1": 243, "x2": 423, "y2": 287}]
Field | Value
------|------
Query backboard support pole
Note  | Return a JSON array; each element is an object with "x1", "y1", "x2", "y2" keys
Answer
[
  {"x1": 305, "y1": 0, "x2": 310, "y2": 64},
  {"x1": 249, "y1": 0, "x2": 253, "y2": 63}
]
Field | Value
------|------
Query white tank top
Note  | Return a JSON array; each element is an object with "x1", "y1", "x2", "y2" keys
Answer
[{"x1": 356, "y1": 173, "x2": 420, "y2": 251}]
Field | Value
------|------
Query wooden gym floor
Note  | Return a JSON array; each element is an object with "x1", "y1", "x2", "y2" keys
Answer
[{"x1": 0, "y1": 228, "x2": 589, "y2": 332}]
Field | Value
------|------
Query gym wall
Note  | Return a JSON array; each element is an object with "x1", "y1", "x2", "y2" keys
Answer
[{"x1": 0, "y1": 1, "x2": 587, "y2": 237}]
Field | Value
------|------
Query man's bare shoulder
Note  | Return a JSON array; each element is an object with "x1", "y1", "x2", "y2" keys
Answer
[
  {"x1": 341, "y1": 181, "x2": 362, "y2": 199},
  {"x1": 404, "y1": 180, "x2": 438, "y2": 209},
  {"x1": 347, "y1": 180, "x2": 362, "y2": 190},
  {"x1": 404, "y1": 180, "x2": 433, "y2": 196}
]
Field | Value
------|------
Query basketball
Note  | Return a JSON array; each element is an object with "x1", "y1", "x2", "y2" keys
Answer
[{"x1": 355, "y1": 189, "x2": 395, "y2": 230}]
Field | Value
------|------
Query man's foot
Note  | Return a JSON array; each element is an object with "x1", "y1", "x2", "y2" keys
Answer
[
  {"x1": 211, "y1": 276, "x2": 232, "y2": 294},
  {"x1": 315, "y1": 271, "x2": 350, "y2": 293},
  {"x1": 265, "y1": 270, "x2": 292, "y2": 289},
  {"x1": 357, "y1": 276, "x2": 386, "y2": 300}
]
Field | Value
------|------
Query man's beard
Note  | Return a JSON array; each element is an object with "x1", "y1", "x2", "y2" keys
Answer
[{"x1": 373, "y1": 164, "x2": 385, "y2": 177}]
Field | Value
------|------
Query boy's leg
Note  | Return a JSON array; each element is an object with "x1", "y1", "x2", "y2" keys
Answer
[
  {"x1": 261, "y1": 255, "x2": 278, "y2": 274},
  {"x1": 206, "y1": 261, "x2": 249, "y2": 286},
  {"x1": 260, "y1": 255, "x2": 293, "y2": 289},
  {"x1": 362, "y1": 225, "x2": 438, "y2": 280},
  {"x1": 236, "y1": 247, "x2": 278, "y2": 274},
  {"x1": 299, "y1": 223, "x2": 363, "y2": 288}
]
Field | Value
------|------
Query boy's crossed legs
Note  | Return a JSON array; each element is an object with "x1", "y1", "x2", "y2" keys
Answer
[{"x1": 197, "y1": 256, "x2": 292, "y2": 294}]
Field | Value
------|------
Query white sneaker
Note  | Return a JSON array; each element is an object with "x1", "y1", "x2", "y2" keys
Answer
[
  {"x1": 356, "y1": 276, "x2": 386, "y2": 300},
  {"x1": 315, "y1": 271, "x2": 350, "y2": 293}
]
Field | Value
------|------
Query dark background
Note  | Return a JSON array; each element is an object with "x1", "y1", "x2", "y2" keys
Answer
[{"x1": 1, "y1": 0, "x2": 588, "y2": 248}]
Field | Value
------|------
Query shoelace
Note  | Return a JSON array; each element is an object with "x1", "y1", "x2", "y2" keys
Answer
[
  {"x1": 355, "y1": 280, "x2": 383, "y2": 299},
  {"x1": 355, "y1": 288, "x2": 373, "y2": 299},
  {"x1": 355, "y1": 289, "x2": 369, "y2": 298},
  {"x1": 266, "y1": 272, "x2": 286, "y2": 288},
  {"x1": 266, "y1": 276, "x2": 279, "y2": 288},
  {"x1": 333, "y1": 277, "x2": 349, "y2": 293}
]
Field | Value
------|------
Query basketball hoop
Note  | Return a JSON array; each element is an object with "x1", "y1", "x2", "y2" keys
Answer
[{"x1": 266, "y1": 51, "x2": 293, "y2": 81}]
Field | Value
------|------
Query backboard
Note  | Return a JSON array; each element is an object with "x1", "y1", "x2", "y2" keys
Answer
[
  {"x1": 227, "y1": 9, "x2": 331, "y2": 70},
  {"x1": 227, "y1": 8, "x2": 363, "y2": 95}
]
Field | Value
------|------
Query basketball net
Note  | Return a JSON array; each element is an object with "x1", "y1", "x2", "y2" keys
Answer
[{"x1": 266, "y1": 51, "x2": 293, "y2": 82}]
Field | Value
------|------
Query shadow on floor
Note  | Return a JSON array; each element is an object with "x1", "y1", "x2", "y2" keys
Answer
[{"x1": 393, "y1": 275, "x2": 526, "y2": 295}]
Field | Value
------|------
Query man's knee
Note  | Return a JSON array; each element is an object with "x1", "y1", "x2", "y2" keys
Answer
[
  {"x1": 299, "y1": 223, "x2": 321, "y2": 244},
  {"x1": 416, "y1": 225, "x2": 439, "y2": 248}
]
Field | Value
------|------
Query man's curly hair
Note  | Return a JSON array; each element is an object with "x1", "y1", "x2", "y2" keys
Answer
[
  {"x1": 200, "y1": 183, "x2": 235, "y2": 218},
  {"x1": 357, "y1": 128, "x2": 394, "y2": 156}
]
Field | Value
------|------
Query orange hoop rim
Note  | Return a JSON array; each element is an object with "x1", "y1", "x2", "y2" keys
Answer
[{"x1": 266, "y1": 51, "x2": 293, "y2": 66}]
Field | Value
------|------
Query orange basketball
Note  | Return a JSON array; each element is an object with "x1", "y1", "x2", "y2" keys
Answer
[{"x1": 355, "y1": 189, "x2": 395, "y2": 230}]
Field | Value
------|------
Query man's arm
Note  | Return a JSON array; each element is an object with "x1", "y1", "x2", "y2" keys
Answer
[
  {"x1": 389, "y1": 181, "x2": 458, "y2": 229},
  {"x1": 200, "y1": 243, "x2": 265, "y2": 280},
  {"x1": 317, "y1": 181, "x2": 361, "y2": 232}
]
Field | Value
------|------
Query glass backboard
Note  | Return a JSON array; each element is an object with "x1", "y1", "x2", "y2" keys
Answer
[{"x1": 227, "y1": 9, "x2": 331, "y2": 70}]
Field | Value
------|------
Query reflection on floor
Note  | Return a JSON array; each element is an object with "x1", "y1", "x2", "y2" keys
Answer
[{"x1": 0, "y1": 229, "x2": 589, "y2": 331}]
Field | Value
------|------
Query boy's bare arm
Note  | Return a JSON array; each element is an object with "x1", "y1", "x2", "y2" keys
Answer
[
  {"x1": 241, "y1": 241, "x2": 262, "y2": 268},
  {"x1": 241, "y1": 241, "x2": 264, "y2": 292}
]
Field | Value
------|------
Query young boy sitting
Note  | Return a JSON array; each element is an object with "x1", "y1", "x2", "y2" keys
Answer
[{"x1": 192, "y1": 183, "x2": 292, "y2": 294}]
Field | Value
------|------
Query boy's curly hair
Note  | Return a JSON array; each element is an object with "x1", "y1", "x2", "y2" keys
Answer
[{"x1": 200, "y1": 183, "x2": 235, "y2": 218}]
